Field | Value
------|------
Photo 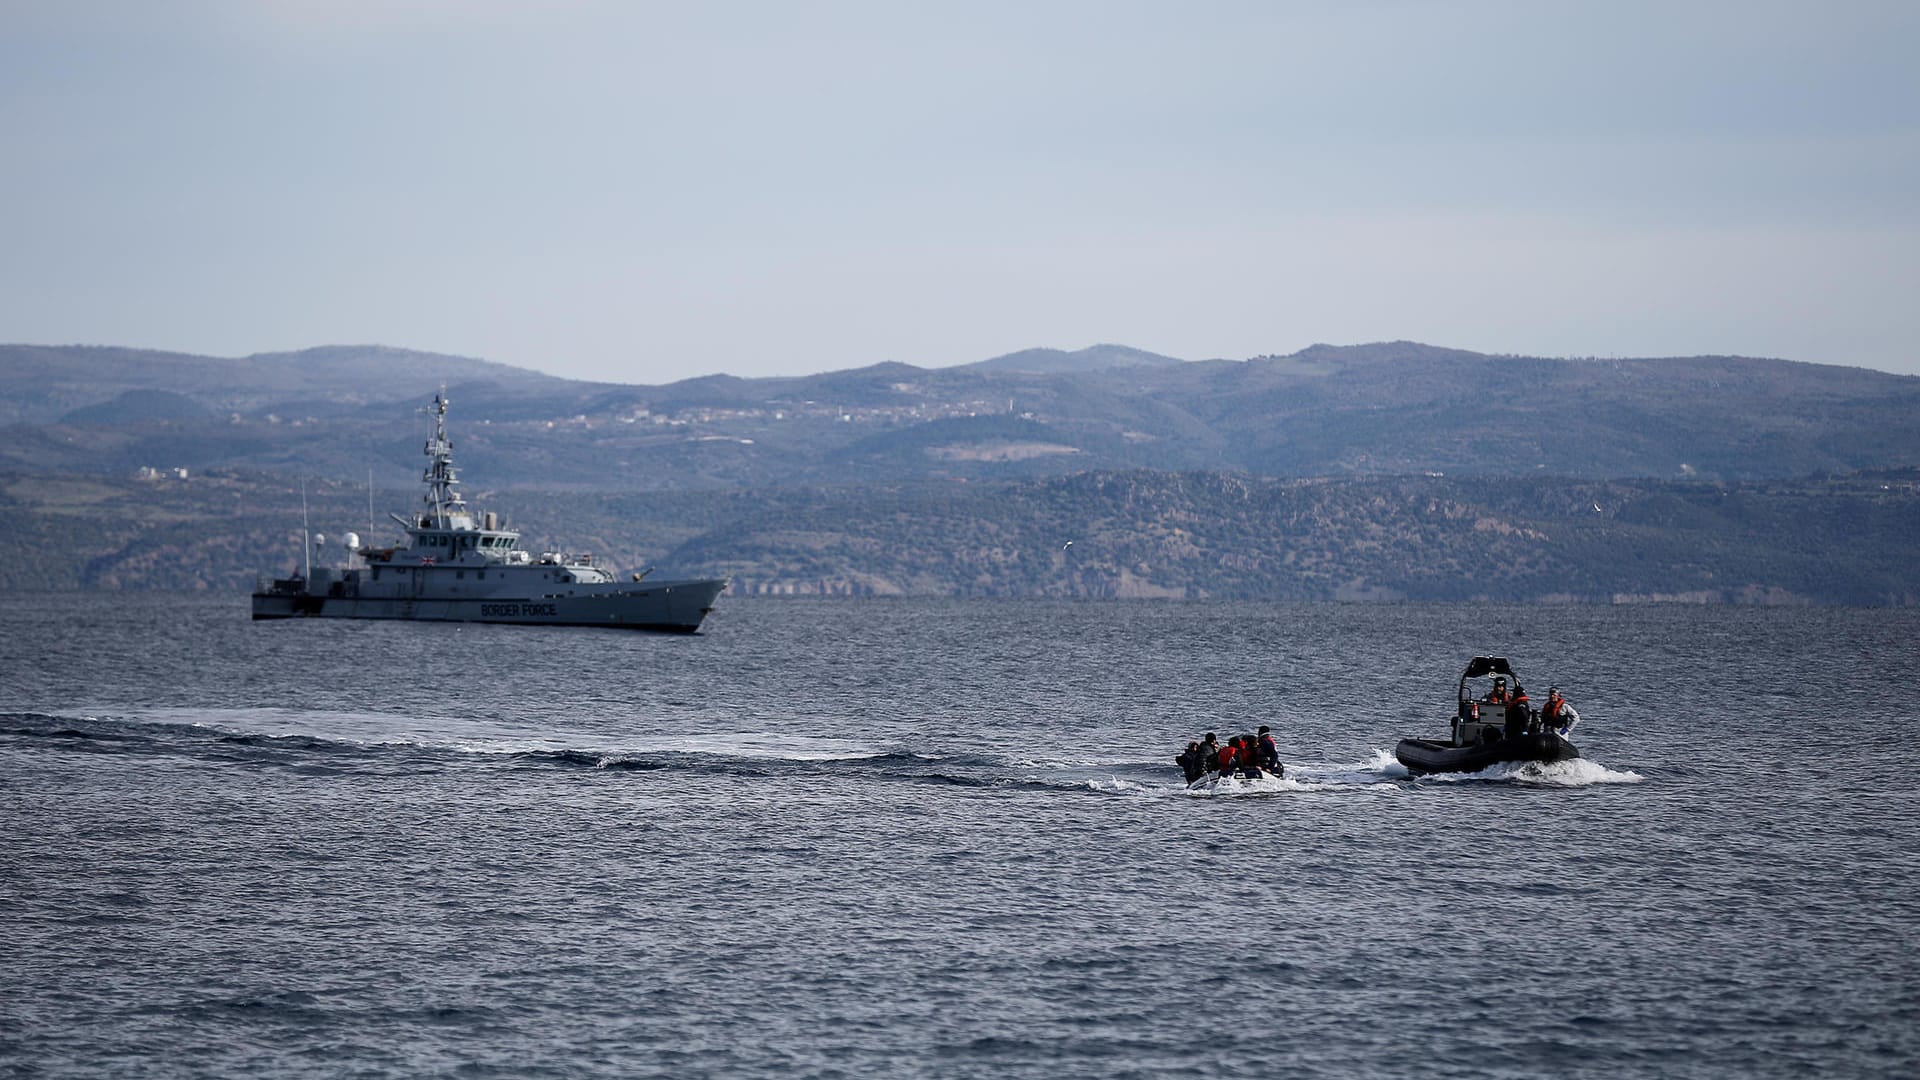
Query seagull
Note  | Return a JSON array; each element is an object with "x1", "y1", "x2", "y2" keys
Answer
[
  {"x1": 1592, "y1": 502, "x2": 1603, "y2": 513},
  {"x1": 1062, "y1": 540, "x2": 1074, "y2": 550}
]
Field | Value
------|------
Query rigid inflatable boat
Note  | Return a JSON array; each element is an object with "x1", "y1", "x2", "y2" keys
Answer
[{"x1": 1394, "y1": 656, "x2": 1580, "y2": 776}]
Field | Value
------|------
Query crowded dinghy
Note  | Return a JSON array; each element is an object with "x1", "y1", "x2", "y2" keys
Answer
[{"x1": 1175, "y1": 728, "x2": 1284, "y2": 788}]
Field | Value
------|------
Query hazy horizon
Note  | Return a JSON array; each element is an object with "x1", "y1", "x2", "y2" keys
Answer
[{"x1": 4, "y1": 1, "x2": 1916, "y2": 383}]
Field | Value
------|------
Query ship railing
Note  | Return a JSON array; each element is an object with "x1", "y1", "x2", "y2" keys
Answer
[{"x1": 538, "y1": 552, "x2": 598, "y2": 566}]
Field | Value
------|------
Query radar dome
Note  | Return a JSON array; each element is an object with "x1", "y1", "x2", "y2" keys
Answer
[
  {"x1": 344, "y1": 532, "x2": 361, "y2": 549},
  {"x1": 313, "y1": 532, "x2": 325, "y2": 546}
]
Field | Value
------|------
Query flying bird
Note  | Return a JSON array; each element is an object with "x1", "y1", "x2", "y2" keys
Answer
[{"x1": 1062, "y1": 540, "x2": 1074, "y2": 550}]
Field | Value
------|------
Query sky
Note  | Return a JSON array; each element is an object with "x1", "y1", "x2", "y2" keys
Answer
[{"x1": 3, "y1": 0, "x2": 1918, "y2": 383}]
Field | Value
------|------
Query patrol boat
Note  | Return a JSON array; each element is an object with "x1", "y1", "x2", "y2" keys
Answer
[
  {"x1": 252, "y1": 393, "x2": 728, "y2": 632},
  {"x1": 1393, "y1": 656, "x2": 1580, "y2": 775}
]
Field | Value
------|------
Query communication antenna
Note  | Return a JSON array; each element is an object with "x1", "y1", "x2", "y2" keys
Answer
[
  {"x1": 301, "y1": 479, "x2": 312, "y2": 580},
  {"x1": 368, "y1": 466, "x2": 375, "y2": 549}
]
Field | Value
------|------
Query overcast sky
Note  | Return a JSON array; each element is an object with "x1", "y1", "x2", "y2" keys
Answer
[{"x1": 4, "y1": 1, "x2": 1917, "y2": 382}]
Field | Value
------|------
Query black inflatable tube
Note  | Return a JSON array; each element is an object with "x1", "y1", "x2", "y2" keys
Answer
[{"x1": 1393, "y1": 732, "x2": 1580, "y2": 776}]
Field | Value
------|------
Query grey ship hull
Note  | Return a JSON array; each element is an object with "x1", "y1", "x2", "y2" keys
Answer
[{"x1": 252, "y1": 579, "x2": 727, "y2": 633}]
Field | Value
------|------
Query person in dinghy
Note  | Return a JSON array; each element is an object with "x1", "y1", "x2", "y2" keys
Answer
[{"x1": 1176, "y1": 727, "x2": 1284, "y2": 786}]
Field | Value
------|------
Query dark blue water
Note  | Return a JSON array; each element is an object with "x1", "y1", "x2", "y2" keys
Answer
[{"x1": 4, "y1": 595, "x2": 1917, "y2": 1078}]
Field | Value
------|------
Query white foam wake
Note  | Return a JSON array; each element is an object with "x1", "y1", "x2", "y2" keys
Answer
[
  {"x1": 1180, "y1": 771, "x2": 1303, "y2": 796},
  {"x1": 1421, "y1": 757, "x2": 1643, "y2": 786},
  {"x1": 110, "y1": 707, "x2": 888, "y2": 763},
  {"x1": 1120, "y1": 746, "x2": 1640, "y2": 798},
  {"x1": 1290, "y1": 748, "x2": 1411, "y2": 784}
]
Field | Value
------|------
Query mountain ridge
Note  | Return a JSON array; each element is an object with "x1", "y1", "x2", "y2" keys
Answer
[
  {"x1": 3, "y1": 338, "x2": 1916, "y2": 601},
  {"x1": 3, "y1": 339, "x2": 1915, "y2": 488}
]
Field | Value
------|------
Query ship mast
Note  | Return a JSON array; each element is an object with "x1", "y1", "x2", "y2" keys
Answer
[{"x1": 421, "y1": 392, "x2": 474, "y2": 530}]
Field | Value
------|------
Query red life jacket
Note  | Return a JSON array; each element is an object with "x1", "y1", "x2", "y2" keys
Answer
[
  {"x1": 1217, "y1": 745, "x2": 1238, "y2": 770},
  {"x1": 1542, "y1": 697, "x2": 1565, "y2": 722}
]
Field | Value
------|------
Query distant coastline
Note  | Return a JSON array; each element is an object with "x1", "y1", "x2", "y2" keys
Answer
[
  {"x1": 2, "y1": 341, "x2": 1916, "y2": 604},
  {"x1": 3, "y1": 466, "x2": 1914, "y2": 605}
]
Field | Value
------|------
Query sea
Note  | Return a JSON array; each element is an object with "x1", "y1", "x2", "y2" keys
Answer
[{"x1": 3, "y1": 593, "x2": 1917, "y2": 1079}]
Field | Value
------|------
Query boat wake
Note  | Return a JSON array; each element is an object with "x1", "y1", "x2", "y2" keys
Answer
[
  {"x1": 1168, "y1": 753, "x2": 1406, "y2": 797},
  {"x1": 1416, "y1": 756, "x2": 1644, "y2": 786},
  {"x1": 1179, "y1": 771, "x2": 1300, "y2": 796},
  {"x1": 1118, "y1": 744, "x2": 1642, "y2": 798},
  {"x1": 2, "y1": 710, "x2": 1640, "y2": 795},
  {"x1": 1, "y1": 709, "x2": 891, "y2": 774},
  {"x1": 3, "y1": 710, "x2": 1121, "y2": 793}
]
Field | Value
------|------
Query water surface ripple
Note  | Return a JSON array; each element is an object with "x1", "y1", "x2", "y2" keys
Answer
[{"x1": 2, "y1": 595, "x2": 1916, "y2": 1078}]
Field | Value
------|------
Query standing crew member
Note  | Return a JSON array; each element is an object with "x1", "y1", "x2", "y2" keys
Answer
[{"x1": 1540, "y1": 687, "x2": 1578, "y2": 735}]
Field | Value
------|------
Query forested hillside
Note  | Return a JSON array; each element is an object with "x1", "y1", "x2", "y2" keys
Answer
[{"x1": 5, "y1": 467, "x2": 1914, "y2": 604}]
